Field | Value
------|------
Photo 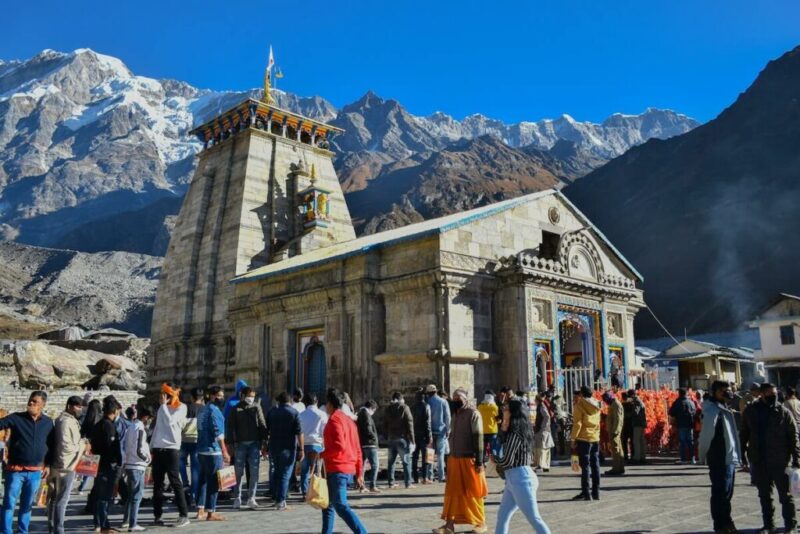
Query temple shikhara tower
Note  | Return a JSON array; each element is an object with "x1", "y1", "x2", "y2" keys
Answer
[{"x1": 149, "y1": 56, "x2": 646, "y2": 403}]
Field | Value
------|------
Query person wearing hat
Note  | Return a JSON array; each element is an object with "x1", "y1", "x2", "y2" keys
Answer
[
  {"x1": 433, "y1": 389, "x2": 487, "y2": 534},
  {"x1": 426, "y1": 385, "x2": 451, "y2": 483},
  {"x1": 602, "y1": 391, "x2": 625, "y2": 476}
]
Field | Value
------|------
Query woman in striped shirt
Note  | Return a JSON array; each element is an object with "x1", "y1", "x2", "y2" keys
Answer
[{"x1": 494, "y1": 399, "x2": 551, "y2": 534}]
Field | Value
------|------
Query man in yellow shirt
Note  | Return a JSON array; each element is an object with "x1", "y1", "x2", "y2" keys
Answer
[
  {"x1": 569, "y1": 386, "x2": 601, "y2": 501},
  {"x1": 477, "y1": 391, "x2": 499, "y2": 459}
]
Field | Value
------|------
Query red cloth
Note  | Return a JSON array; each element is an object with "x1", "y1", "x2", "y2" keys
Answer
[{"x1": 321, "y1": 410, "x2": 363, "y2": 477}]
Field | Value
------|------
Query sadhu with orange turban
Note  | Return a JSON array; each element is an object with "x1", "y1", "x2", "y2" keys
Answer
[{"x1": 161, "y1": 383, "x2": 182, "y2": 409}]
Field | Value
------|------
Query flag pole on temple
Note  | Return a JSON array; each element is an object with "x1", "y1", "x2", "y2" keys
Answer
[{"x1": 263, "y1": 45, "x2": 275, "y2": 104}]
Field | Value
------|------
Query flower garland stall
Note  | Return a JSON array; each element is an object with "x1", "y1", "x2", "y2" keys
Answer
[{"x1": 594, "y1": 387, "x2": 682, "y2": 454}]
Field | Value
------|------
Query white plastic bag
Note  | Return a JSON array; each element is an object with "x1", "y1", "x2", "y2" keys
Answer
[{"x1": 788, "y1": 467, "x2": 800, "y2": 498}]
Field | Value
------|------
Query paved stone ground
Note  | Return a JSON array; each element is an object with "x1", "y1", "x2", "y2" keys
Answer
[{"x1": 22, "y1": 456, "x2": 771, "y2": 533}]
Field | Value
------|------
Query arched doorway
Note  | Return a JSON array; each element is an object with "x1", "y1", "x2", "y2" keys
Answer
[{"x1": 304, "y1": 337, "x2": 327, "y2": 401}]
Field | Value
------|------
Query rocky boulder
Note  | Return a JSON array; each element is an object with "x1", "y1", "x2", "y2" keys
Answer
[{"x1": 13, "y1": 340, "x2": 144, "y2": 390}]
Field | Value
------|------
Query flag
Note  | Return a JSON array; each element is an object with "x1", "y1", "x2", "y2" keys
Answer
[{"x1": 267, "y1": 46, "x2": 275, "y2": 75}]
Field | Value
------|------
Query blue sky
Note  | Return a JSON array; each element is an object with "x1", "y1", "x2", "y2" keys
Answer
[{"x1": 3, "y1": 0, "x2": 799, "y2": 123}]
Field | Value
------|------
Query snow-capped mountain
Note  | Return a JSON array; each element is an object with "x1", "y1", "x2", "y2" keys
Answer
[
  {"x1": 0, "y1": 48, "x2": 334, "y2": 251},
  {"x1": 0, "y1": 48, "x2": 698, "y2": 256}
]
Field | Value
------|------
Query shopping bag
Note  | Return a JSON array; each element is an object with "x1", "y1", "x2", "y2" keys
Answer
[
  {"x1": 217, "y1": 465, "x2": 237, "y2": 490},
  {"x1": 74, "y1": 454, "x2": 100, "y2": 478},
  {"x1": 144, "y1": 466, "x2": 153, "y2": 487},
  {"x1": 789, "y1": 467, "x2": 800, "y2": 498},
  {"x1": 35, "y1": 479, "x2": 48, "y2": 507},
  {"x1": 305, "y1": 465, "x2": 329, "y2": 510},
  {"x1": 571, "y1": 454, "x2": 580, "y2": 473},
  {"x1": 425, "y1": 448, "x2": 435, "y2": 464}
]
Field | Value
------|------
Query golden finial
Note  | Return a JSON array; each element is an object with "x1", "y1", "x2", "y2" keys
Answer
[
  {"x1": 310, "y1": 164, "x2": 317, "y2": 184},
  {"x1": 262, "y1": 67, "x2": 273, "y2": 105}
]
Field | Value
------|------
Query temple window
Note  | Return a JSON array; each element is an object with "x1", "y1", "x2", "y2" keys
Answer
[
  {"x1": 540, "y1": 231, "x2": 560, "y2": 260},
  {"x1": 300, "y1": 130, "x2": 312, "y2": 145},
  {"x1": 780, "y1": 325, "x2": 796, "y2": 345}
]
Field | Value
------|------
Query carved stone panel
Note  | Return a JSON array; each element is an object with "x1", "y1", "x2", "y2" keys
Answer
[
  {"x1": 531, "y1": 298, "x2": 553, "y2": 332},
  {"x1": 607, "y1": 312, "x2": 624, "y2": 339}
]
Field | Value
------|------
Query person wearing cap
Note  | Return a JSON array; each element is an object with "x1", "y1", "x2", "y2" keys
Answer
[
  {"x1": 433, "y1": 388, "x2": 487, "y2": 534},
  {"x1": 47, "y1": 395, "x2": 85, "y2": 534},
  {"x1": 0, "y1": 391, "x2": 55, "y2": 534},
  {"x1": 426, "y1": 385, "x2": 451, "y2": 483},
  {"x1": 741, "y1": 382, "x2": 800, "y2": 533},
  {"x1": 602, "y1": 391, "x2": 625, "y2": 476}
]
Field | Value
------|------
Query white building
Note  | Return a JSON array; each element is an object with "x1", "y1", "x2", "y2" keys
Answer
[{"x1": 750, "y1": 293, "x2": 800, "y2": 387}]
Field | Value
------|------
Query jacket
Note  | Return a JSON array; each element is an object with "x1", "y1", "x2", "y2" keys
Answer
[
  {"x1": 606, "y1": 398, "x2": 624, "y2": 437},
  {"x1": 698, "y1": 399, "x2": 741, "y2": 466},
  {"x1": 123, "y1": 420, "x2": 151, "y2": 470},
  {"x1": 448, "y1": 406, "x2": 484, "y2": 463},
  {"x1": 224, "y1": 379, "x2": 248, "y2": 419},
  {"x1": 266, "y1": 404, "x2": 301, "y2": 453},
  {"x1": 740, "y1": 398, "x2": 800, "y2": 470},
  {"x1": 428, "y1": 394, "x2": 451, "y2": 436},
  {"x1": 356, "y1": 407, "x2": 378, "y2": 448},
  {"x1": 151, "y1": 403, "x2": 187, "y2": 450},
  {"x1": 51, "y1": 411, "x2": 83, "y2": 471},
  {"x1": 669, "y1": 397, "x2": 697, "y2": 429},
  {"x1": 181, "y1": 402, "x2": 201, "y2": 444},
  {"x1": 197, "y1": 403, "x2": 226, "y2": 455},
  {"x1": 411, "y1": 400, "x2": 432, "y2": 444},
  {"x1": 226, "y1": 400, "x2": 267, "y2": 445},
  {"x1": 384, "y1": 402, "x2": 414, "y2": 444},
  {"x1": 90, "y1": 418, "x2": 121, "y2": 471},
  {"x1": 570, "y1": 397, "x2": 601, "y2": 443},
  {"x1": 477, "y1": 402, "x2": 499, "y2": 435},
  {"x1": 784, "y1": 398, "x2": 800, "y2": 429},
  {"x1": 321, "y1": 409, "x2": 363, "y2": 476},
  {"x1": 631, "y1": 397, "x2": 647, "y2": 428},
  {"x1": 0, "y1": 411, "x2": 55, "y2": 468}
]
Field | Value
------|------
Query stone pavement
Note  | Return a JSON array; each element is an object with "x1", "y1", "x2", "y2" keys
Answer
[{"x1": 25, "y1": 457, "x2": 769, "y2": 533}]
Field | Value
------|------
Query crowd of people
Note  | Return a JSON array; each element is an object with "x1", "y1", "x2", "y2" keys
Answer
[{"x1": 0, "y1": 378, "x2": 798, "y2": 533}]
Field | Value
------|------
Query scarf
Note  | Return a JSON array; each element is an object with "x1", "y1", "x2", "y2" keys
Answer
[{"x1": 161, "y1": 383, "x2": 182, "y2": 409}]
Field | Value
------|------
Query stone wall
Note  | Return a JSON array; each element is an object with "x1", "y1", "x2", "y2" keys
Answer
[{"x1": 0, "y1": 388, "x2": 142, "y2": 415}]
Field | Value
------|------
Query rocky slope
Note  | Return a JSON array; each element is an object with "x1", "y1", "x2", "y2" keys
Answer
[
  {"x1": 347, "y1": 135, "x2": 567, "y2": 233},
  {"x1": 0, "y1": 240, "x2": 161, "y2": 336},
  {"x1": 565, "y1": 45, "x2": 800, "y2": 337}
]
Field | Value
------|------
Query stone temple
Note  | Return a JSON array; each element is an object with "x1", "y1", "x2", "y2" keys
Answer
[{"x1": 149, "y1": 72, "x2": 646, "y2": 403}]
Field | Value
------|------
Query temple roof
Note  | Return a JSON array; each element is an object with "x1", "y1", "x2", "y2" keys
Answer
[
  {"x1": 189, "y1": 98, "x2": 343, "y2": 143},
  {"x1": 232, "y1": 189, "x2": 643, "y2": 284}
]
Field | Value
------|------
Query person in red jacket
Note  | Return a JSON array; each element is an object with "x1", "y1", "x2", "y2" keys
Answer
[{"x1": 320, "y1": 389, "x2": 367, "y2": 534}]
